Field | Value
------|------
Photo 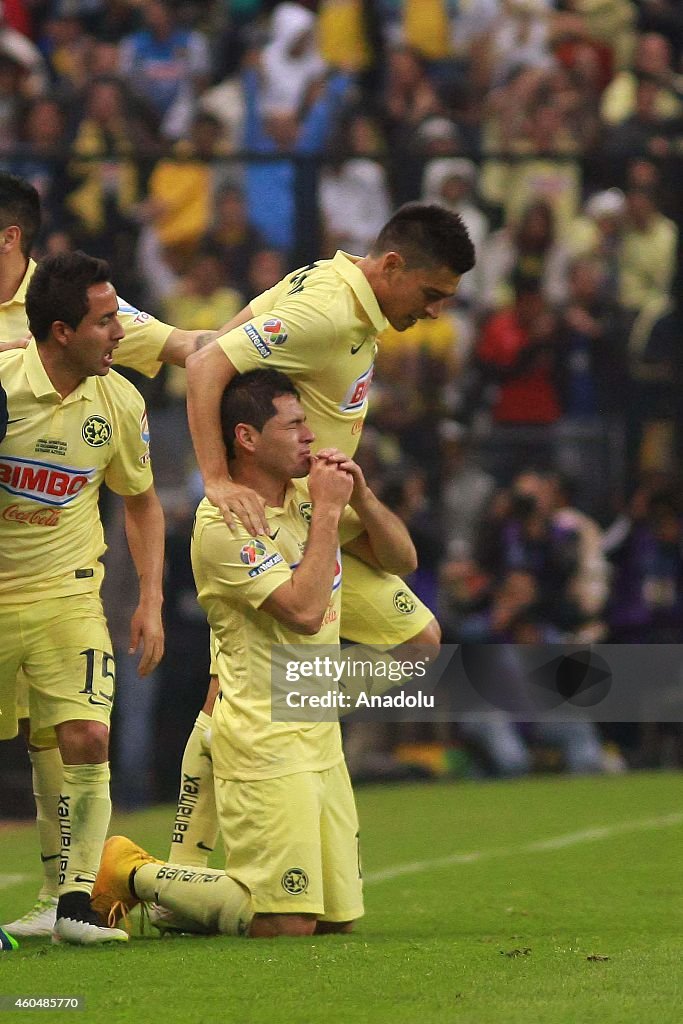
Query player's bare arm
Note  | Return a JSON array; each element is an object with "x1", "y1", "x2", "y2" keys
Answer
[
  {"x1": 186, "y1": 339, "x2": 269, "y2": 537},
  {"x1": 261, "y1": 458, "x2": 353, "y2": 634},
  {"x1": 123, "y1": 485, "x2": 165, "y2": 676},
  {"x1": 317, "y1": 448, "x2": 417, "y2": 576},
  {"x1": 159, "y1": 303, "x2": 257, "y2": 367},
  {"x1": 0, "y1": 336, "x2": 30, "y2": 353}
]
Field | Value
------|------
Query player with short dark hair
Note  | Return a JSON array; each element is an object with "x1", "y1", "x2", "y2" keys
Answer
[
  {"x1": 0, "y1": 252, "x2": 165, "y2": 945},
  {"x1": 0, "y1": 172, "x2": 41, "y2": 257},
  {"x1": 92, "y1": 365, "x2": 416, "y2": 938},
  {"x1": 160, "y1": 204, "x2": 474, "y2": 871}
]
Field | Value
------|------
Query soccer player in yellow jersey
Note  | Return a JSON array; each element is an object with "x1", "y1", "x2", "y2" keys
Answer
[
  {"x1": 91, "y1": 367, "x2": 417, "y2": 937},
  {"x1": 0, "y1": 172, "x2": 236, "y2": 938},
  {"x1": 162, "y1": 203, "x2": 475, "y2": 868},
  {"x1": 0, "y1": 251, "x2": 165, "y2": 944}
]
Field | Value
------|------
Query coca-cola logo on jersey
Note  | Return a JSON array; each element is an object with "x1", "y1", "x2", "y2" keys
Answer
[{"x1": 2, "y1": 504, "x2": 62, "y2": 526}]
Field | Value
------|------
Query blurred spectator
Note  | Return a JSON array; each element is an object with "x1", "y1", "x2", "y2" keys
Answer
[
  {"x1": 546, "y1": 471, "x2": 610, "y2": 638},
  {"x1": 480, "y1": 65, "x2": 584, "y2": 232},
  {"x1": 319, "y1": 111, "x2": 391, "y2": 256},
  {"x1": 245, "y1": 246, "x2": 287, "y2": 297},
  {"x1": 473, "y1": 283, "x2": 561, "y2": 427},
  {"x1": 374, "y1": 301, "x2": 461, "y2": 479},
  {"x1": 65, "y1": 76, "x2": 145, "y2": 294},
  {"x1": 608, "y1": 482, "x2": 683, "y2": 642},
  {"x1": 39, "y1": 13, "x2": 93, "y2": 94},
  {"x1": 161, "y1": 250, "x2": 243, "y2": 399},
  {"x1": 600, "y1": 30, "x2": 682, "y2": 125},
  {"x1": 567, "y1": 188, "x2": 625, "y2": 300},
  {"x1": 601, "y1": 76, "x2": 682, "y2": 160},
  {"x1": 200, "y1": 184, "x2": 265, "y2": 298},
  {"x1": 618, "y1": 185, "x2": 677, "y2": 329},
  {"x1": 241, "y1": 61, "x2": 351, "y2": 254},
  {"x1": 480, "y1": 200, "x2": 570, "y2": 312},
  {"x1": 557, "y1": 256, "x2": 628, "y2": 417},
  {"x1": 0, "y1": 50, "x2": 26, "y2": 154},
  {"x1": 382, "y1": 44, "x2": 442, "y2": 134},
  {"x1": 475, "y1": 470, "x2": 582, "y2": 632},
  {"x1": 162, "y1": 250, "x2": 243, "y2": 335},
  {"x1": 3, "y1": 96, "x2": 70, "y2": 236},
  {"x1": 482, "y1": 0, "x2": 556, "y2": 90},
  {"x1": 381, "y1": 468, "x2": 443, "y2": 612},
  {"x1": 636, "y1": 2, "x2": 683, "y2": 59},
  {"x1": 119, "y1": 0, "x2": 211, "y2": 139},
  {"x1": 422, "y1": 158, "x2": 489, "y2": 308},
  {"x1": 438, "y1": 420, "x2": 497, "y2": 560},
  {"x1": 137, "y1": 110, "x2": 231, "y2": 298},
  {"x1": 318, "y1": 0, "x2": 374, "y2": 69},
  {"x1": 562, "y1": 0, "x2": 637, "y2": 72},
  {"x1": 260, "y1": 1, "x2": 326, "y2": 117},
  {"x1": 0, "y1": 1, "x2": 47, "y2": 97}
]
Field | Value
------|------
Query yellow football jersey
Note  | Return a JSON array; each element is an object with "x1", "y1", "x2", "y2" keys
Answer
[
  {"x1": 217, "y1": 252, "x2": 388, "y2": 457},
  {"x1": 0, "y1": 341, "x2": 153, "y2": 603},
  {"x1": 191, "y1": 478, "x2": 363, "y2": 781},
  {"x1": 0, "y1": 259, "x2": 173, "y2": 378}
]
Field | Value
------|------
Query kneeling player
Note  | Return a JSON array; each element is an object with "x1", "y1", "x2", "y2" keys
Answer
[{"x1": 92, "y1": 367, "x2": 417, "y2": 936}]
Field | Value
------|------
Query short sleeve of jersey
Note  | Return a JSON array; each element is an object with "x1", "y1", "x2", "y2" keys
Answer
[
  {"x1": 113, "y1": 298, "x2": 173, "y2": 379},
  {"x1": 103, "y1": 379, "x2": 154, "y2": 496},
  {"x1": 218, "y1": 290, "x2": 337, "y2": 379},
  {"x1": 197, "y1": 520, "x2": 293, "y2": 610}
]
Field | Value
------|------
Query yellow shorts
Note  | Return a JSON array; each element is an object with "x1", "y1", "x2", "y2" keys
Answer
[
  {"x1": 214, "y1": 760, "x2": 364, "y2": 921},
  {"x1": 0, "y1": 594, "x2": 114, "y2": 747},
  {"x1": 340, "y1": 552, "x2": 433, "y2": 645}
]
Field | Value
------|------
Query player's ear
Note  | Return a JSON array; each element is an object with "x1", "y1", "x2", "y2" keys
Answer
[
  {"x1": 0, "y1": 225, "x2": 20, "y2": 252},
  {"x1": 51, "y1": 320, "x2": 71, "y2": 346},
  {"x1": 234, "y1": 422, "x2": 258, "y2": 453},
  {"x1": 382, "y1": 251, "x2": 405, "y2": 276}
]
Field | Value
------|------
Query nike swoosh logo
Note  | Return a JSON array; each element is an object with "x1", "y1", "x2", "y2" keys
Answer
[
  {"x1": 350, "y1": 341, "x2": 366, "y2": 354},
  {"x1": 270, "y1": 529, "x2": 280, "y2": 540},
  {"x1": 73, "y1": 874, "x2": 96, "y2": 884},
  {"x1": 7, "y1": 417, "x2": 27, "y2": 424},
  {"x1": 196, "y1": 842, "x2": 214, "y2": 852},
  {"x1": 41, "y1": 853, "x2": 60, "y2": 863}
]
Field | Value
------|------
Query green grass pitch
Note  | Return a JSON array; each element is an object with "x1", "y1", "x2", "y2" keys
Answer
[{"x1": 1, "y1": 771, "x2": 681, "y2": 1024}]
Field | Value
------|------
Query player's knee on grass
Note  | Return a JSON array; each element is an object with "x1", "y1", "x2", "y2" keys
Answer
[
  {"x1": 315, "y1": 920, "x2": 355, "y2": 934},
  {"x1": 249, "y1": 913, "x2": 317, "y2": 938},
  {"x1": 55, "y1": 720, "x2": 109, "y2": 763}
]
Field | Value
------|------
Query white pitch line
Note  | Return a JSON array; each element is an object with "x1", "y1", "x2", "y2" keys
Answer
[{"x1": 364, "y1": 812, "x2": 683, "y2": 885}]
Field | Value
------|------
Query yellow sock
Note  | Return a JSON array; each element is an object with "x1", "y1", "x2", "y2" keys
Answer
[
  {"x1": 59, "y1": 763, "x2": 111, "y2": 896},
  {"x1": 30, "y1": 747, "x2": 63, "y2": 900},
  {"x1": 135, "y1": 863, "x2": 251, "y2": 936},
  {"x1": 168, "y1": 711, "x2": 219, "y2": 865}
]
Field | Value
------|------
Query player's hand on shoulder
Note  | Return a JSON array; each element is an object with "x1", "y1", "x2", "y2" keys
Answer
[
  {"x1": 206, "y1": 478, "x2": 269, "y2": 537},
  {"x1": 0, "y1": 336, "x2": 30, "y2": 353},
  {"x1": 308, "y1": 455, "x2": 353, "y2": 512}
]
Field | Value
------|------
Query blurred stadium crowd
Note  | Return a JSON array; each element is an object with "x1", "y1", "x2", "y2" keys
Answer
[{"x1": 1, "y1": 0, "x2": 682, "y2": 802}]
